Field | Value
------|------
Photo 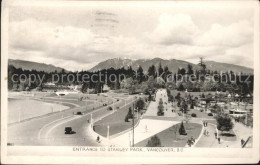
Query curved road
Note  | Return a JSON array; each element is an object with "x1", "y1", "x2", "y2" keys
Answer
[{"x1": 8, "y1": 93, "x2": 136, "y2": 146}]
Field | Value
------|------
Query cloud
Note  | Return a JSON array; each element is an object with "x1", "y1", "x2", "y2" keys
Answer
[
  {"x1": 149, "y1": 13, "x2": 199, "y2": 45},
  {"x1": 197, "y1": 20, "x2": 253, "y2": 47},
  {"x1": 8, "y1": 9, "x2": 254, "y2": 71}
]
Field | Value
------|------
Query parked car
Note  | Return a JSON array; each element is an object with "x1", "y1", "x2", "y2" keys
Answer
[
  {"x1": 107, "y1": 106, "x2": 113, "y2": 111},
  {"x1": 191, "y1": 113, "x2": 197, "y2": 117},
  {"x1": 103, "y1": 103, "x2": 107, "y2": 106}
]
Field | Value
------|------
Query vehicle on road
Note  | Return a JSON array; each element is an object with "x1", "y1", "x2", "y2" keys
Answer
[
  {"x1": 65, "y1": 127, "x2": 73, "y2": 134},
  {"x1": 103, "y1": 103, "x2": 107, "y2": 106},
  {"x1": 76, "y1": 111, "x2": 83, "y2": 115},
  {"x1": 107, "y1": 106, "x2": 113, "y2": 111}
]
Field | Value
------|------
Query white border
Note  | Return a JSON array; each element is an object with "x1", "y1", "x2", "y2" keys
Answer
[{"x1": 1, "y1": 0, "x2": 259, "y2": 164}]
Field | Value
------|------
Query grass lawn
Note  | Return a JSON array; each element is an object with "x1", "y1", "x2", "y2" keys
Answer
[
  {"x1": 204, "y1": 119, "x2": 217, "y2": 125},
  {"x1": 94, "y1": 105, "x2": 141, "y2": 137},
  {"x1": 135, "y1": 123, "x2": 202, "y2": 147}
]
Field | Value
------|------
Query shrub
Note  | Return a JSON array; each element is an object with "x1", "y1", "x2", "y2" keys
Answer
[
  {"x1": 215, "y1": 114, "x2": 234, "y2": 132},
  {"x1": 191, "y1": 113, "x2": 197, "y2": 117},
  {"x1": 124, "y1": 116, "x2": 129, "y2": 122},
  {"x1": 135, "y1": 98, "x2": 145, "y2": 111},
  {"x1": 146, "y1": 135, "x2": 161, "y2": 147}
]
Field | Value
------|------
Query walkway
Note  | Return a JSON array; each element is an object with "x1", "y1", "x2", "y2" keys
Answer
[{"x1": 110, "y1": 89, "x2": 179, "y2": 147}]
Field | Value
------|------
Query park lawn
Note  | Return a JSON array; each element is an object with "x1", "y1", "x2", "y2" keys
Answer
[
  {"x1": 135, "y1": 123, "x2": 202, "y2": 147},
  {"x1": 94, "y1": 106, "x2": 141, "y2": 137},
  {"x1": 204, "y1": 119, "x2": 217, "y2": 125}
]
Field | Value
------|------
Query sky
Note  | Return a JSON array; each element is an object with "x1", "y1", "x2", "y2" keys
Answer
[{"x1": 8, "y1": 1, "x2": 255, "y2": 71}]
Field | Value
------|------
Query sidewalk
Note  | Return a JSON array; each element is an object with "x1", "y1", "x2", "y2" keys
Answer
[
  {"x1": 110, "y1": 89, "x2": 179, "y2": 146},
  {"x1": 195, "y1": 121, "x2": 253, "y2": 148}
]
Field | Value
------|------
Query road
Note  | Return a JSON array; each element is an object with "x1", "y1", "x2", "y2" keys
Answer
[{"x1": 8, "y1": 93, "x2": 136, "y2": 146}]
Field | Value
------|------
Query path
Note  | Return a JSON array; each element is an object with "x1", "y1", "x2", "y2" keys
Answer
[{"x1": 110, "y1": 89, "x2": 180, "y2": 147}]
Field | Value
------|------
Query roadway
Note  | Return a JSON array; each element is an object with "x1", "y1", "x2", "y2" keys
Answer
[{"x1": 8, "y1": 92, "x2": 136, "y2": 146}]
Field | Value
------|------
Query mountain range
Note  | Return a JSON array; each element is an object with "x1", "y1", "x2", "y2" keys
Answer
[
  {"x1": 8, "y1": 59, "x2": 66, "y2": 73},
  {"x1": 8, "y1": 58, "x2": 253, "y2": 74},
  {"x1": 89, "y1": 58, "x2": 253, "y2": 74}
]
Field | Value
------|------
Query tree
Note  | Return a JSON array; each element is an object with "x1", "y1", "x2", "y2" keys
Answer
[
  {"x1": 148, "y1": 65, "x2": 156, "y2": 77},
  {"x1": 180, "y1": 99, "x2": 188, "y2": 115},
  {"x1": 137, "y1": 66, "x2": 144, "y2": 83},
  {"x1": 147, "y1": 76, "x2": 155, "y2": 90},
  {"x1": 125, "y1": 107, "x2": 133, "y2": 122},
  {"x1": 146, "y1": 135, "x2": 161, "y2": 147},
  {"x1": 198, "y1": 57, "x2": 207, "y2": 75},
  {"x1": 178, "y1": 68, "x2": 186, "y2": 75},
  {"x1": 158, "y1": 62, "x2": 164, "y2": 77},
  {"x1": 157, "y1": 98, "x2": 164, "y2": 116},
  {"x1": 187, "y1": 64, "x2": 194, "y2": 75},
  {"x1": 215, "y1": 114, "x2": 234, "y2": 132},
  {"x1": 155, "y1": 77, "x2": 165, "y2": 88},
  {"x1": 179, "y1": 122, "x2": 187, "y2": 135},
  {"x1": 123, "y1": 77, "x2": 136, "y2": 94},
  {"x1": 135, "y1": 98, "x2": 145, "y2": 111},
  {"x1": 163, "y1": 66, "x2": 171, "y2": 81}
]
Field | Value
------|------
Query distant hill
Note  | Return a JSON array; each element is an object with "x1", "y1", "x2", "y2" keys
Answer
[
  {"x1": 204, "y1": 61, "x2": 253, "y2": 74},
  {"x1": 8, "y1": 59, "x2": 67, "y2": 73},
  {"x1": 89, "y1": 58, "x2": 253, "y2": 74}
]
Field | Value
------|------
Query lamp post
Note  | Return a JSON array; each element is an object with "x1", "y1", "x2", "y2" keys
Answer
[{"x1": 107, "y1": 125, "x2": 110, "y2": 139}]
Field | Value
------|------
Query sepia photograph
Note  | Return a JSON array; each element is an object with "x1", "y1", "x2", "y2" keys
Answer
[{"x1": 1, "y1": 0, "x2": 259, "y2": 164}]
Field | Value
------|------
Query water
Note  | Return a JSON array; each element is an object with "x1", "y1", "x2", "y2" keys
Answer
[{"x1": 8, "y1": 98, "x2": 69, "y2": 124}]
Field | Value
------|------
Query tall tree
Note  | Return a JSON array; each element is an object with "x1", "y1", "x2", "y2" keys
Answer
[
  {"x1": 158, "y1": 62, "x2": 164, "y2": 77},
  {"x1": 187, "y1": 64, "x2": 194, "y2": 75},
  {"x1": 148, "y1": 65, "x2": 156, "y2": 77},
  {"x1": 137, "y1": 66, "x2": 144, "y2": 83}
]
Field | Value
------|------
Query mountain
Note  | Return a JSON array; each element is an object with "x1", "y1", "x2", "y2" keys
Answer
[
  {"x1": 204, "y1": 61, "x2": 253, "y2": 74},
  {"x1": 8, "y1": 59, "x2": 67, "y2": 73},
  {"x1": 89, "y1": 58, "x2": 199, "y2": 72},
  {"x1": 89, "y1": 58, "x2": 253, "y2": 74}
]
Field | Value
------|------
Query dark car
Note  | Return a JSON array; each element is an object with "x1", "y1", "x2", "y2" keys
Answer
[
  {"x1": 107, "y1": 106, "x2": 113, "y2": 111},
  {"x1": 65, "y1": 127, "x2": 73, "y2": 134},
  {"x1": 76, "y1": 111, "x2": 83, "y2": 115}
]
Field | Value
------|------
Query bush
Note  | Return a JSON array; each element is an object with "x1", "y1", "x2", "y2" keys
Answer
[
  {"x1": 191, "y1": 113, "x2": 197, "y2": 117},
  {"x1": 208, "y1": 113, "x2": 213, "y2": 116},
  {"x1": 125, "y1": 116, "x2": 129, "y2": 122},
  {"x1": 146, "y1": 135, "x2": 161, "y2": 147},
  {"x1": 215, "y1": 114, "x2": 234, "y2": 132},
  {"x1": 135, "y1": 98, "x2": 145, "y2": 111}
]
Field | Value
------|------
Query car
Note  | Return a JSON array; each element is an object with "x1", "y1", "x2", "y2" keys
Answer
[
  {"x1": 65, "y1": 127, "x2": 73, "y2": 134},
  {"x1": 76, "y1": 111, "x2": 83, "y2": 115},
  {"x1": 107, "y1": 106, "x2": 113, "y2": 111},
  {"x1": 103, "y1": 103, "x2": 107, "y2": 106}
]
